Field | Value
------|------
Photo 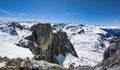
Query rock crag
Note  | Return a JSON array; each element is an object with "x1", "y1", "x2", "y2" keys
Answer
[{"x1": 17, "y1": 23, "x2": 78, "y2": 65}]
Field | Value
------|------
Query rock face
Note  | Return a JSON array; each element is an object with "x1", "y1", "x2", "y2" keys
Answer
[
  {"x1": 95, "y1": 38, "x2": 120, "y2": 70},
  {"x1": 17, "y1": 23, "x2": 78, "y2": 65},
  {"x1": 28, "y1": 23, "x2": 53, "y2": 51},
  {"x1": 26, "y1": 23, "x2": 53, "y2": 63},
  {"x1": 51, "y1": 31, "x2": 78, "y2": 64},
  {"x1": 52, "y1": 31, "x2": 78, "y2": 58}
]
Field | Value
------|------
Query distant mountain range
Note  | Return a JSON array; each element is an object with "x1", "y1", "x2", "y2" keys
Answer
[{"x1": 0, "y1": 21, "x2": 120, "y2": 69}]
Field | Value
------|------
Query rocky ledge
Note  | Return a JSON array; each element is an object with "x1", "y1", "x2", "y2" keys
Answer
[{"x1": 0, "y1": 57, "x2": 67, "y2": 70}]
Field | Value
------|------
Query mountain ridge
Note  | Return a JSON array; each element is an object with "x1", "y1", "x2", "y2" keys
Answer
[{"x1": 0, "y1": 22, "x2": 120, "y2": 69}]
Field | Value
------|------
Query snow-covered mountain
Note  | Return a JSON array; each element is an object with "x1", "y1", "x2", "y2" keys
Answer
[
  {"x1": 0, "y1": 22, "x2": 120, "y2": 68},
  {"x1": 52, "y1": 24, "x2": 110, "y2": 67},
  {"x1": 0, "y1": 22, "x2": 32, "y2": 58},
  {"x1": 0, "y1": 23, "x2": 33, "y2": 59}
]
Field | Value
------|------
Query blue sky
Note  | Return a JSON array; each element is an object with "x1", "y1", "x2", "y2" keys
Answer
[{"x1": 0, "y1": 0, "x2": 120, "y2": 25}]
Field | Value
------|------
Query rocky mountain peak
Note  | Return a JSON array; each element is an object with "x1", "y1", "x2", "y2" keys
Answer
[
  {"x1": 52, "y1": 31, "x2": 78, "y2": 57},
  {"x1": 17, "y1": 23, "x2": 78, "y2": 65},
  {"x1": 27, "y1": 23, "x2": 53, "y2": 53}
]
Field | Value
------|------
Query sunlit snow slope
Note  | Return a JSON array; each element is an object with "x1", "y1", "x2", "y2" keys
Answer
[
  {"x1": 52, "y1": 24, "x2": 110, "y2": 68},
  {"x1": 0, "y1": 23, "x2": 34, "y2": 59},
  {"x1": 0, "y1": 22, "x2": 120, "y2": 68}
]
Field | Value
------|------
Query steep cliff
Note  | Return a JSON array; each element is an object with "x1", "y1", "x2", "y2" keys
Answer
[
  {"x1": 17, "y1": 23, "x2": 78, "y2": 65},
  {"x1": 95, "y1": 38, "x2": 120, "y2": 70}
]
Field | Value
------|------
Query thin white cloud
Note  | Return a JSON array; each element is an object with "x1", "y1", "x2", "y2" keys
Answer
[
  {"x1": 63, "y1": 12, "x2": 71, "y2": 15},
  {"x1": 18, "y1": 13, "x2": 27, "y2": 16},
  {"x1": 114, "y1": 20, "x2": 118, "y2": 23},
  {"x1": 0, "y1": 9, "x2": 15, "y2": 16},
  {"x1": 61, "y1": 12, "x2": 76, "y2": 17}
]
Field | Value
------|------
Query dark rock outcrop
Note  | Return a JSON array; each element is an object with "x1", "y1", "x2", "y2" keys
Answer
[
  {"x1": 103, "y1": 38, "x2": 120, "y2": 61},
  {"x1": 26, "y1": 23, "x2": 53, "y2": 63},
  {"x1": 17, "y1": 39, "x2": 41, "y2": 55},
  {"x1": 51, "y1": 31, "x2": 78, "y2": 64},
  {"x1": 17, "y1": 23, "x2": 78, "y2": 65},
  {"x1": 95, "y1": 37, "x2": 120, "y2": 70},
  {"x1": 52, "y1": 31, "x2": 78, "y2": 57},
  {"x1": 28, "y1": 23, "x2": 53, "y2": 49}
]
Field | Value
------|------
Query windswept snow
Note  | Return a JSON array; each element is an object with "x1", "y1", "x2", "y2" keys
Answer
[
  {"x1": 0, "y1": 31, "x2": 33, "y2": 59},
  {"x1": 0, "y1": 41, "x2": 33, "y2": 58}
]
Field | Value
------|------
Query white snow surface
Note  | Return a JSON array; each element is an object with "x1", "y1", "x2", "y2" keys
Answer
[
  {"x1": 15, "y1": 27, "x2": 32, "y2": 38},
  {"x1": 53, "y1": 24, "x2": 110, "y2": 68},
  {"x1": 0, "y1": 31, "x2": 34, "y2": 59},
  {"x1": 1, "y1": 22, "x2": 119, "y2": 68},
  {"x1": 0, "y1": 62, "x2": 6, "y2": 68},
  {"x1": 63, "y1": 53, "x2": 81, "y2": 68}
]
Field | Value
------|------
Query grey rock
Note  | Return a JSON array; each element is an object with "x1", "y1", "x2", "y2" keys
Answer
[
  {"x1": 17, "y1": 23, "x2": 78, "y2": 65},
  {"x1": 73, "y1": 65, "x2": 94, "y2": 70},
  {"x1": 95, "y1": 38, "x2": 120, "y2": 70}
]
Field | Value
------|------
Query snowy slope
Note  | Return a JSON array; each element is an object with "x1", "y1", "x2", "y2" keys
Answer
[
  {"x1": 0, "y1": 25, "x2": 34, "y2": 59},
  {"x1": 53, "y1": 24, "x2": 110, "y2": 68},
  {"x1": 1, "y1": 22, "x2": 120, "y2": 68},
  {"x1": 0, "y1": 41, "x2": 33, "y2": 58}
]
